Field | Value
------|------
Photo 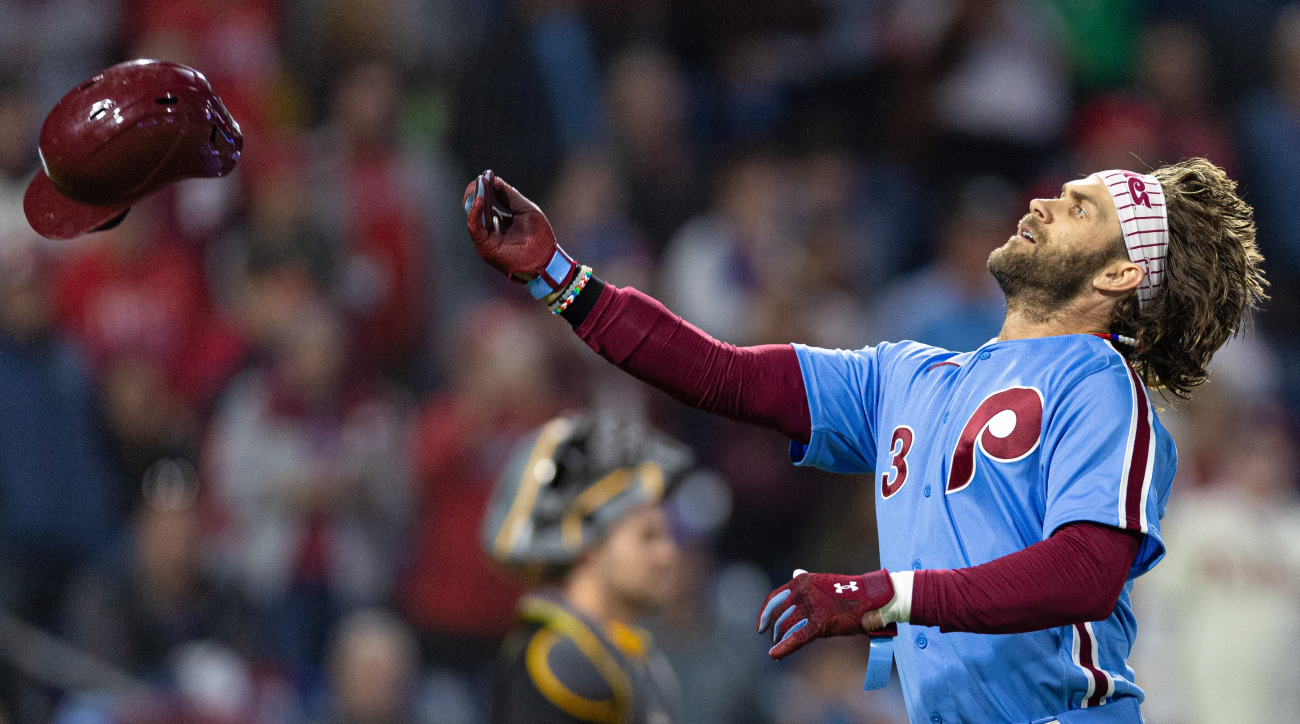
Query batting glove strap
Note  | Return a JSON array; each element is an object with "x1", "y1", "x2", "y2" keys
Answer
[
  {"x1": 757, "y1": 569, "x2": 895, "y2": 660},
  {"x1": 877, "y1": 570, "x2": 914, "y2": 626},
  {"x1": 527, "y1": 248, "x2": 580, "y2": 300}
]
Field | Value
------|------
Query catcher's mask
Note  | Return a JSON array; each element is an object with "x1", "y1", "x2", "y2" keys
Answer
[
  {"x1": 482, "y1": 413, "x2": 694, "y2": 568},
  {"x1": 24, "y1": 59, "x2": 242, "y2": 240}
]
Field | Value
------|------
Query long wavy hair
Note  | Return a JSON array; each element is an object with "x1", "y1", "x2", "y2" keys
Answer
[{"x1": 1109, "y1": 158, "x2": 1267, "y2": 399}]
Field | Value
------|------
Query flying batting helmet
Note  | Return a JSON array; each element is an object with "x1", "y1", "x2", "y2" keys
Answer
[
  {"x1": 24, "y1": 59, "x2": 242, "y2": 240},
  {"x1": 482, "y1": 413, "x2": 694, "y2": 568}
]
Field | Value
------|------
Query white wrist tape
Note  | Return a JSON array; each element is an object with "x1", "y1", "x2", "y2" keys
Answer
[{"x1": 878, "y1": 571, "x2": 914, "y2": 625}]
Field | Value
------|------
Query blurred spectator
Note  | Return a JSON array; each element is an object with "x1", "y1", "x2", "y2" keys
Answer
[
  {"x1": 318, "y1": 610, "x2": 420, "y2": 724},
  {"x1": 1136, "y1": 20, "x2": 1236, "y2": 173},
  {"x1": 301, "y1": 0, "x2": 478, "y2": 94},
  {"x1": 53, "y1": 196, "x2": 247, "y2": 412},
  {"x1": 1148, "y1": 0, "x2": 1288, "y2": 98},
  {"x1": 61, "y1": 459, "x2": 257, "y2": 680},
  {"x1": 607, "y1": 43, "x2": 704, "y2": 251},
  {"x1": 126, "y1": 0, "x2": 292, "y2": 137},
  {"x1": 0, "y1": 0, "x2": 119, "y2": 113},
  {"x1": 661, "y1": 148, "x2": 798, "y2": 344},
  {"x1": 0, "y1": 241, "x2": 121, "y2": 628},
  {"x1": 452, "y1": 0, "x2": 606, "y2": 202},
  {"x1": 793, "y1": 148, "x2": 883, "y2": 303},
  {"x1": 228, "y1": 258, "x2": 321, "y2": 366},
  {"x1": 1238, "y1": 4, "x2": 1300, "y2": 405},
  {"x1": 660, "y1": 150, "x2": 858, "y2": 574},
  {"x1": 0, "y1": 241, "x2": 121, "y2": 724},
  {"x1": 546, "y1": 150, "x2": 655, "y2": 291},
  {"x1": 400, "y1": 301, "x2": 566, "y2": 671},
  {"x1": 659, "y1": 0, "x2": 824, "y2": 72},
  {"x1": 868, "y1": 175, "x2": 1012, "y2": 351},
  {"x1": 929, "y1": 0, "x2": 1071, "y2": 182},
  {"x1": 649, "y1": 551, "x2": 778, "y2": 724},
  {"x1": 1066, "y1": 93, "x2": 1161, "y2": 177},
  {"x1": 99, "y1": 357, "x2": 201, "y2": 517},
  {"x1": 310, "y1": 61, "x2": 432, "y2": 382},
  {"x1": 773, "y1": 637, "x2": 908, "y2": 724},
  {"x1": 53, "y1": 197, "x2": 245, "y2": 513},
  {"x1": 286, "y1": 0, "x2": 418, "y2": 110},
  {"x1": 1132, "y1": 414, "x2": 1300, "y2": 724},
  {"x1": 1240, "y1": 2, "x2": 1300, "y2": 275},
  {"x1": 53, "y1": 641, "x2": 265, "y2": 724},
  {"x1": 0, "y1": 83, "x2": 37, "y2": 246},
  {"x1": 794, "y1": 472, "x2": 880, "y2": 577},
  {"x1": 206, "y1": 304, "x2": 411, "y2": 668},
  {"x1": 209, "y1": 136, "x2": 334, "y2": 315}
]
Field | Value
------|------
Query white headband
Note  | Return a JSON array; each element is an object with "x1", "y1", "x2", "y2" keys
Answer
[{"x1": 1098, "y1": 170, "x2": 1167, "y2": 309}]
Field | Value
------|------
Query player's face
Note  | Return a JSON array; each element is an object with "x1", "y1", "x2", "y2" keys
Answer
[
  {"x1": 987, "y1": 175, "x2": 1126, "y2": 312},
  {"x1": 593, "y1": 504, "x2": 679, "y2": 615}
]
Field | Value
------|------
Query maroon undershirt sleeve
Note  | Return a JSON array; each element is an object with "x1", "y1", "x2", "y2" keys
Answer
[
  {"x1": 573, "y1": 282, "x2": 812, "y2": 444},
  {"x1": 910, "y1": 522, "x2": 1143, "y2": 634}
]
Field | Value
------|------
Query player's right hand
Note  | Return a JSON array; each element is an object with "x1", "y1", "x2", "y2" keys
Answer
[
  {"x1": 463, "y1": 170, "x2": 579, "y2": 300},
  {"x1": 757, "y1": 569, "x2": 897, "y2": 660}
]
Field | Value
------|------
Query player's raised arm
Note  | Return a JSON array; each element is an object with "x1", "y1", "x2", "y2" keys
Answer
[{"x1": 464, "y1": 170, "x2": 812, "y2": 443}]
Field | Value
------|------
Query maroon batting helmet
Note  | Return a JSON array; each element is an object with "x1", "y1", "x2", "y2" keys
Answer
[{"x1": 24, "y1": 59, "x2": 242, "y2": 240}]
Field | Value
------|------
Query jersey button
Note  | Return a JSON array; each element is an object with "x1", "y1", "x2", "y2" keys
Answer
[
  {"x1": 912, "y1": 559, "x2": 922, "y2": 570},
  {"x1": 923, "y1": 485, "x2": 931, "y2": 497},
  {"x1": 931, "y1": 714, "x2": 943, "y2": 724},
  {"x1": 979, "y1": 351, "x2": 992, "y2": 360},
  {"x1": 916, "y1": 634, "x2": 928, "y2": 649}
]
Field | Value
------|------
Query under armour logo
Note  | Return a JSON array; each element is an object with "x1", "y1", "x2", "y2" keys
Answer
[{"x1": 834, "y1": 582, "x2": 858, "y2": 594}]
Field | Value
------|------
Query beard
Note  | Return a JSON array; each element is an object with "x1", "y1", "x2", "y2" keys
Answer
[{"x1": 988, "y1": 220, "x2": 1123, "y2": 322}]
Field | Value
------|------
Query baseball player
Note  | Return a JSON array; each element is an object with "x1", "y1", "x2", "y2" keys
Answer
[
  {"x1": 464, "y1": 157, "x2": 1265, "y2": 724},
  {"x1": 483, "y1": 412, "x2": 693, "y2": 724}
]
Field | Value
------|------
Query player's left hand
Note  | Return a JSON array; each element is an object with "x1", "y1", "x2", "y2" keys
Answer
[
  {"x1": 757, "y1": 568, "x2": 896, "y2": 660},
  {"x1": 462, "y1": 169, "x2": 578, "y2": 300}
]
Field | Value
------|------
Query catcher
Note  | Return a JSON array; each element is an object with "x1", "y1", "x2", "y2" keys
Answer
[{"x1": 482, "y1": 412, "x2": 693, "y2": 724}]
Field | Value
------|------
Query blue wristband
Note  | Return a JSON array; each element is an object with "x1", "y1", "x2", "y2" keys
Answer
[{"x1": 525, "y1": 249, "x2": 577, "y2": 299}]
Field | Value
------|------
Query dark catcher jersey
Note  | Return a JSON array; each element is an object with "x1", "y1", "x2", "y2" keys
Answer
[{"x1": 491, "y1": 590, "x2": 683, "y2": 724}]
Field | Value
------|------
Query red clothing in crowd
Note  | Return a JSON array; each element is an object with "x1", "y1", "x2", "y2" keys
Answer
[
  {"x1": 123, "y1": 0, "x2": 282, "y2": 136},
  {"x1": 54, "y1": 235, "x2": 244, "y2": 407},
  {"x1": 400, "y1": 396, "x2": 544, "y2": 639},
  {"x1": 340, "y1": 151, "x2": 426, "y2": 370}
]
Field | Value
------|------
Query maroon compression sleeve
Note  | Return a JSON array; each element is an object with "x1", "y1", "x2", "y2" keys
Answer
[
  {"x1": 575, "y1": 283, "x2": 813, "y2": 444},
  {"x1": 910, "y1": 522, "x2": 1143, "y2": 634}
]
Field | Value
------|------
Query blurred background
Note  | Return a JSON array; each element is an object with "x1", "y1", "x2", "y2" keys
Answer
[{"x1": 0, "y1": 0, "x2": 1297, "y2": 723}]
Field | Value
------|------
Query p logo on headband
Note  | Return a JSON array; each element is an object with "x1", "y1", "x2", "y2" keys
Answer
[{"x1": 1099, "y1": 170, "x2": 1167, "y2": 310}]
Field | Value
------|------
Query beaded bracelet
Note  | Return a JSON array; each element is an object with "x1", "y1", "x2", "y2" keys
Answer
[{"x1": 550, "y1": 266, "x2": 593, "y2": 314}]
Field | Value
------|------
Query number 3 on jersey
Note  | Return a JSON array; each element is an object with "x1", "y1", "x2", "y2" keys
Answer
[{"x1": 880, "y1": 425, "x2": 915, "y2": 499}]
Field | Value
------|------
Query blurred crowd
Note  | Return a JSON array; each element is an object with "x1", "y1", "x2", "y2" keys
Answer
[{"x1": 0, "y1": 0, "x2": 1298, "y2": 723}]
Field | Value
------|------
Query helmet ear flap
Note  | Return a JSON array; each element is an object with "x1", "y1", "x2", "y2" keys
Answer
[{"x1": 92, "y1": 208, "x2": 129, "y2": 232}]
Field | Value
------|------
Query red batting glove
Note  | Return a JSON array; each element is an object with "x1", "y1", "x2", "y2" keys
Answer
[
  {"x1": 463, "y1": 170, "x2": 578, "y2": 299},
  {"x1": 757, "y1": 569, "x2": 896, "y2": 660}
]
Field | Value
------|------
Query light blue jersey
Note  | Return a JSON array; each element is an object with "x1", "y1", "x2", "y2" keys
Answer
[{"x1": 790, "y1": 334, "x2": 1175, "y2": 724}]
